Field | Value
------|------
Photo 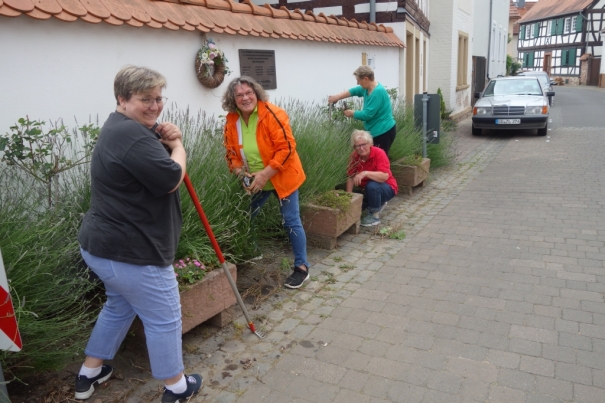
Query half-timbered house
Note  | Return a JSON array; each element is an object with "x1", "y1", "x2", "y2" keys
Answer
[
  {"x1": 270, "y1": 0, "x2": 431, "y2": 103},
  {"x1": 517, "y1": 0, "x2": 605, "y2": 86}
]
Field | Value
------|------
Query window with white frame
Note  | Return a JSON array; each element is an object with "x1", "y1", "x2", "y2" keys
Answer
[
  {"x1": 491, "y1": 23, "x2": 496, "y2": 61},
  {"x1": 498, "y1": 27, "x2": 502, "y2": 62},
  {"x1": 564, "y1": 17, "x2": 571, "y2": 33},
  {"x1": 547, "y1": 20, "x2": 552, "y2": 34},
  {"x1": 571, "y1": 16, "x2": 577, "y2": 32}
]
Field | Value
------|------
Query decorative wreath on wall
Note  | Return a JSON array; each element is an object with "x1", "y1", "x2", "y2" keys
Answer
[{"x1": 195, "y1": 38, "x2": 231, "y2": 89}]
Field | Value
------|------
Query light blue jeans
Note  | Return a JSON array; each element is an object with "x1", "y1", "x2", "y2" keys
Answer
[
  {"x1": 250, "y1": 189, "x2": 310, "y2": 269},
  {"x1": 81, "y1": 248, "x2": 183, "y2": 380}
]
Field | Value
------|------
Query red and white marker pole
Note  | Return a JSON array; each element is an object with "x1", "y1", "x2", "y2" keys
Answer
[{"x1": 0, "y1": 249, "x2": 22, "y2": 401}]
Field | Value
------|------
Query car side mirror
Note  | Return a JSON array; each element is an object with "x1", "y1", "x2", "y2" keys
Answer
[
  {"x1": 474, "y1": 92, "x2": 481, "y2": 98},
  {"x1": 546, "y1": 91, "x2": 555, "y2": 97}
]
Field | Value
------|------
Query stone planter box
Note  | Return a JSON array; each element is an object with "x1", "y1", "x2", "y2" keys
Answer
[
  {"x1": 180, "y1": 263, "x2": 237, "y2": 333},
  {"x1": 131, "y1": 263, "x2": 237, "y2": 337},
  {"x1": 302, "y1": 192, "x2": 363, "y2": 249},
  {"x1": 392, "y1": 158, "x2": 430, "y2": 195}
]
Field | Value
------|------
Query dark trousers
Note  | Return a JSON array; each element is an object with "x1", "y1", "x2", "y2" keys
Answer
[
  {"x1": 362, "y1": 181, "x2": 395, "y2": 213},
  {"x1": 373, "y1": 124, "x2": 397, "y2": 157}
]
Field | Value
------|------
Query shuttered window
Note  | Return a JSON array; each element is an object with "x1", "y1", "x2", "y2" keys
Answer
[
  {"x1": 557, "y1": 18, "x2": 565, "y2": 35},
  {"x1": 561, "y1": 49, "x2": 577, "y2": 67},
  {"x1": 520, "y1": 25, "x2": 526, "y2": 39},
  {"x1": 575, "y1": 15, "x2": 583, "y2": 32},
  {"x1": 523, "y1": 52, "x2": 535, "y2": 68},
  {"x1": 533, "y1": 22, "x2": 540, "y2": 37}
]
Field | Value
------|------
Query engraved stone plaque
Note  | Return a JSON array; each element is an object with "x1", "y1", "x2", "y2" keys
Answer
[{"x1": 238, "y1": 49, "x2": 277, "y2": 90}]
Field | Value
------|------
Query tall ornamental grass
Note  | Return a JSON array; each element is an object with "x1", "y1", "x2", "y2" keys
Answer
[
  {"x1": 0, "y1": 148, "x2": 98, "y2": 378},
  {"x1": 0, "y1": 97, "x2": 456, "y2": 379}
]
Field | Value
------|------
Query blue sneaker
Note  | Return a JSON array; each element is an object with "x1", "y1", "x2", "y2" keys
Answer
[
  {"x1": 162, "y1": 374, "x2": 202, "y2": 403},
  {"x1": 361, "y1": 215, "x2": 380, "y2": 227},
  {"x1": 74, "y1": 365, "x2": 113, "y2": 400}
]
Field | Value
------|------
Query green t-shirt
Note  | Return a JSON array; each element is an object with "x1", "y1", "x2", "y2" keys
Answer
[
  {"x1": 349, "y1": 82, "x2": 396, "y2": 137},
  {"x1": 239, "y1": 108, "x2": 274, "y2": 191}
]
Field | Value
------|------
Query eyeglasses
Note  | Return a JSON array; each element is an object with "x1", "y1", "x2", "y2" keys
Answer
[
  {"x1": 354, "y1": 143, "x2": 368, "y2": 149},
  {"x1": 235, "y1": 91, "x2": 256, "y2": 100},
  {"x1": 138, "y1": 96, "x2": 167, "y2": 108}
]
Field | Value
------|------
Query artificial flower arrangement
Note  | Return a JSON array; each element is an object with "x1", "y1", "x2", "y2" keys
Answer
[{"x1": 196, "y1": 38, "x2": 231, "y2": 78}]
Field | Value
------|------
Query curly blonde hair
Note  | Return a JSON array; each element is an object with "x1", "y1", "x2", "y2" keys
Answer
[{"x1": 221, "y1": 76, "x2": 269, "y2": 113}]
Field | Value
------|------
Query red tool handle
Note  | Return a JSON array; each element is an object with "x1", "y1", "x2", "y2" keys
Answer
[{"x1": 183, "y1": 174, "x2": 225, "y2": 264}]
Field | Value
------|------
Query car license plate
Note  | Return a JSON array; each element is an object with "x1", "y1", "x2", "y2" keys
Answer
[{"x1": 496, "y1": 119, "x2": 521, "y2": 124}]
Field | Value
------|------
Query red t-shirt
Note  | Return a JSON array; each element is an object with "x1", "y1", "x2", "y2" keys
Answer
[{"x1": 347, "y1": 146, "x2": 398, "y2": 194}]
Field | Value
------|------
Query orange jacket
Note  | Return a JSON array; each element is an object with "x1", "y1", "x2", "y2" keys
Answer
[{"x1": 223, "y1": 101, "x2": 306, "y2": 199}]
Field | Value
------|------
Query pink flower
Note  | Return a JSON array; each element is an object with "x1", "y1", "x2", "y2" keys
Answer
[
  {"x1": 210, "y1": 53, "x2": 216, "y2": 59},
  {"x1": 194, "y1": 261, "x2": 201, "y2": 267},
  {"x1": 208, "y1": 43, "x2": 216, "y2": 49}
]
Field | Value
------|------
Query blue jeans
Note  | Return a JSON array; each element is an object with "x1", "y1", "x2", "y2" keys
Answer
[
  {"x1": 363, "y1": 181, "x2": 395, "y2": 213},
  {"x1": 80, "y1": 248, "x2": 183, "y2": 380},
  {"x1": 250, "y1": 189, "x2": 309, "y2": 269}
]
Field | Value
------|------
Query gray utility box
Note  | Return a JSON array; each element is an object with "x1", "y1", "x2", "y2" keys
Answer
[{"x1": 413, "y1": 93, "x2": 441, "y2": 144}]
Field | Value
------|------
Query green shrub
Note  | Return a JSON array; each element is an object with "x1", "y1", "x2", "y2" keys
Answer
[{"x1": 0, "y1": 135, "x2": 99, "y2": 378}]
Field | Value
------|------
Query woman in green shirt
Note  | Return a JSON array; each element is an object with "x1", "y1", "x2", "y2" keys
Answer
[{"x1": 328, "y1": 65, "x2": 397, "y2": 156}]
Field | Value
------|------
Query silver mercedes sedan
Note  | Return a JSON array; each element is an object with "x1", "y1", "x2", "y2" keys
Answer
[{"x1": 472, "y1": 76, "x2": 555, "y2": 136}]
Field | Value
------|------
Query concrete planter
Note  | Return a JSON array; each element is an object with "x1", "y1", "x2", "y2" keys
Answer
[
  {"x1": 392, "y1": 158, "x2": 430, "y2": 195},
  {"x1": 131, "y1": 263, "x2": 237, "y2": 337},
  {"x1": 180, "y1": 263, "x2": 237, "y2": 333},
  {"x1": 302, "y1": 192, "x2": 363, "y2": 249}
]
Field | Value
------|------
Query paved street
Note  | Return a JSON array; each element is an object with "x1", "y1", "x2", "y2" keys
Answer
[{"x1": 119, "y1": 86, "x2": 605, "y2": 403}]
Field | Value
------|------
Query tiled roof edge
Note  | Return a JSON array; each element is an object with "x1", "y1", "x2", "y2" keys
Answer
[{"x1": 0, "y1": 0, "x2": 404, "y2": 48}]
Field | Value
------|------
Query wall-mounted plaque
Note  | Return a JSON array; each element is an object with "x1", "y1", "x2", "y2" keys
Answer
[{"x1": 239, "y1": 49, "x2": 277, "y2": 90}]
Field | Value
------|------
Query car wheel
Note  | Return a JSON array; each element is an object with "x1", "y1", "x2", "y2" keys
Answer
[
  {"x1": 472, "y1": 125, "x2": 482, "y2": 136},
  {"x1": 537, "y1": 125, "x2": 547, "y2": 136}
]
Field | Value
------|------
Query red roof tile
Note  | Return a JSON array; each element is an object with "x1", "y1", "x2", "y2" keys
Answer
[
  {"x1": 33, "y1": 0, "x2": 62, "y2": 15},
  {"x1": 4, "y1": 0, "x2": 33, "y2": 12},
  {"x1": 519, "y1": 0, "x2": 591, "y2": 23},
  {"x1": 1, "y1": 0, "x2": 403, "y2": 48}
]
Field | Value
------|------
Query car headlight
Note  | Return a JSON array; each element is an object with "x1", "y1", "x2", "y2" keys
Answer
[
  {"x1": 526, "y1": 106, "x2": 547, "y2": 115},
  {"x1": 473, "y1": 107, "x2": 491, "y2": 116}
]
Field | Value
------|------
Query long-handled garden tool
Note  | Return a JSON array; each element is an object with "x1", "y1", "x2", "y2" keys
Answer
[{"x1": 183, "y1": 174, "x2": 264, "y2": 339}]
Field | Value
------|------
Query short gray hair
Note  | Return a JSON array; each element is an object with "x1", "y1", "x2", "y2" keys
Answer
[
  {"x1": 222, "y1": 76, "x2": 269, "y2": 113},
  {"x1": 114, "y1": 65, "x2": 166, "y2": 105},
  {"x1": 353, "y1": 65, "x2": 374, "y2": 81},
  {"x1": 350, "y1": 130, "x2": 373, "y2": 148}
]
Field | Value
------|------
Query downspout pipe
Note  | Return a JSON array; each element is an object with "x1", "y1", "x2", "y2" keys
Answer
[
  {"x1": 370, "y1": 0, "x2": 376, "y2": 23},
  {"x1": 487, "y1": 0, "x2": 493, "y2": 80}
]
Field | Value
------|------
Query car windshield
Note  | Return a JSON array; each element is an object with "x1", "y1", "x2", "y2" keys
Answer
[
  {"x1": 521, "y1": 73, "x2": 549, "y2": 87},
  {"x1": 483, "y1": 79, "x2": 543, "y2": 96}
]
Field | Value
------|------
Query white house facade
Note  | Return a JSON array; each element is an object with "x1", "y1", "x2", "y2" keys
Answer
[
  {"x1": 272, "y1": 0, "x2": 431, "y2": 105},
  {"x1": 428, "y1": 0, "x2": 474, "y2": 117},
  {"x1": 474, "y1": 0, "x2": 509, "y2": 81},
  {"x1": 0, "y1": 0, "x2": 404, "y2": 134}
]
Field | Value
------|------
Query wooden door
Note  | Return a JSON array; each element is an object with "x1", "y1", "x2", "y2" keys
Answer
[
  {"x1": 543, "y1": 53, "x2": 551, "y2": 75},
  {"x1": 588, "y1": 58, "x2": 601, "y2": 86}
]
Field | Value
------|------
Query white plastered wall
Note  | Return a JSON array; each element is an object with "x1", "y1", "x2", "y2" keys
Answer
[{"x1": 0, "y1": 16, "x2": 401, "y2": 133}]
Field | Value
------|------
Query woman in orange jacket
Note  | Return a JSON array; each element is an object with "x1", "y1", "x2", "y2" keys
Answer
[{"x1": 222, "y1": 76, "x2": 310, "y2": 289}]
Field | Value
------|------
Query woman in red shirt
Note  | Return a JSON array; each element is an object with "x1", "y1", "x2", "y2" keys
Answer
[{"x1": 346, "y1": 130, "x2": 398, "y2": 226}]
